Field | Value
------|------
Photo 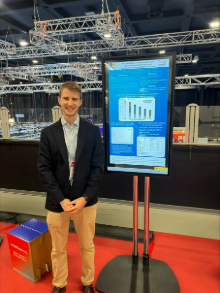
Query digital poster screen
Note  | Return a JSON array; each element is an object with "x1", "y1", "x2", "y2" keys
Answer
[{"x1": 102, "y1": 53, "x2": 176, "y2": 176}]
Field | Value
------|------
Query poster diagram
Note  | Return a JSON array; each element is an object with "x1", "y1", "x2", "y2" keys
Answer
[
  {"x1": 119, "y1": 98, "x2": 155, "y2": 121},
  {"x1": 137, "y1": 136, "x2": 165, "y2": 157},
  {"x1": 111, "y1": 127, "x2": 133, "y2": 144}
]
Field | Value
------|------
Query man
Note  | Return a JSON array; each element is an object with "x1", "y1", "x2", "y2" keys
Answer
[{"x1": 38, "y1": 81, "x2": 104, "y2": 293}]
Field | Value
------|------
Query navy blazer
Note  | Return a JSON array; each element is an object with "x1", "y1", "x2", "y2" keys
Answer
[{"x1": 37, "y1": 117, "x2": 104, "y2": 213}]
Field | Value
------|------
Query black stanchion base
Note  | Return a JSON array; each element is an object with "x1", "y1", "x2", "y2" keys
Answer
[
  {"x1": 96, "y1": 255, "x2": 180, "y2": 293},
  {"x1": 149, "y1": 230, "x2": 154, "y2": 244},
  {"x1": 0, "y1": 236, "x2": 3, "y2": 245}
]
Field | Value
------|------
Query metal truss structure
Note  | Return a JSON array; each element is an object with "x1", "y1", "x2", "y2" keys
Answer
[
  {"x1": 1, "y1": 75, "x2": 219, "y2": 94},
  {"x1": 32, "y1": 14, "x2": 99, "y2": 36},
  {"x1": 0, "y1": 39, "x2": 16, "y2": 55},
  {"x1": 0, "y1": 56, "x2": 188, "y2": 84},
  {"x1": 176, "y1": 54, "x2": 192, "y2": 64},
  {"x1": 95, "y1": 11, "x2": 124, "y2": 47},
  {"x1": 2, "y1": 62, "x2": 101, "y2": 77},
  {"x1": 0, "y1": 29, "x2": 219, "y2": 60},
  {"x1": 4, "y1": 74, "x2": 52, "y2": 83},
  {"x1": 30, "y1": 35, "x2": 67, "y2": 55},
  {"x1": 30, "y1": 11, "x2": 124, "y2": 48},
  {"x1": 0, "y1": 56, "x2": 189, "y2": 83},
  {"x1": 124, "y1": 29, "x2": 220, "y2": 49},
  {"x1": 175, "y1": 74, "x2": 220, "y2": 86},
  {"x1": 0, "y1": 77, "x2": 9, "y2": 85},
  {"x1": 0, "y1": 81, "x2": 102, "y2": 94},
  {"x1": 1, "y1": 70, "x2": 98, "y2": 82}
]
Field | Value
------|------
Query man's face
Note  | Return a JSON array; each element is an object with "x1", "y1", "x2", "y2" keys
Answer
[{"x1": 58, "y1": 88, "x2": 82, "y2": 121}]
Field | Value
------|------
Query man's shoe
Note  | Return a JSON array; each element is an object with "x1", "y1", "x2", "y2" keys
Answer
[
  {"x1": 83, "y1": 284, "x2": 95, "y2": 293},
  {"x1": 52, "y1": 286, "x2": 66, "y2": 293}
]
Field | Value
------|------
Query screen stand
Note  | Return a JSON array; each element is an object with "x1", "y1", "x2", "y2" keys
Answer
[{"x1": 96, "y1": 176, "x2": 180, "y2": 293}]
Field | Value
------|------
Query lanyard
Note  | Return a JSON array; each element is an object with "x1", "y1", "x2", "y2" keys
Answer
[{"x1": 62, "y1": 124, "x2": 77, "y2": 180}]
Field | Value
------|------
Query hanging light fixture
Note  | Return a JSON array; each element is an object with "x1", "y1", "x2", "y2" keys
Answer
[
  {"x1": 104, "y1": 32, "x2": 111, "y2": 38},
  {"x1": 192, "y1": 56, "x2": 199, "y2": 63},
  {"x1": 91, "y1": 55, "x2": 97, "y2": 60},
  {"x1": 20, "y1": 40, "x2": 28, "y2": 46}
]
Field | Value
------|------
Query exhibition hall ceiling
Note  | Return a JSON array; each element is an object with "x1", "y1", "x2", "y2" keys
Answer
[{"x1": 0, "y1": 0, "x2": 219, "y2": 76}]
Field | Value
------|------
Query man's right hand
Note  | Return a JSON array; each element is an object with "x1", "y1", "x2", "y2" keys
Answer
[{"x1": 60, "y1": 199, "x2": 72, "y2": 212}]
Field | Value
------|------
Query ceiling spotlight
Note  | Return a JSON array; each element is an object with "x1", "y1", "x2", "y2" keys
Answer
[
  {"x1": 192, "y1": 56, "x2": 199, "y2": 63},
  {"x1": 210, "y1": 22, "x2": 219, "y2": 27},
  {"x1": 20, "y1": 40, "x2": 28, "y2": 46},
  {"x1": 159, "y1": 50, "x2": 165, "y2": 54},
  {"x1": 104, "y1": 32, "x2": 111, "y2": 38},
  {"x1": 91, "y1": 55, "x2": 97, "y2": 60},
  {"x1": 85, "y1": 11, "x2": 95, "y2": 16},
  {"x1": 32, "y1": 60, "x2": 38, "y2": 64}
]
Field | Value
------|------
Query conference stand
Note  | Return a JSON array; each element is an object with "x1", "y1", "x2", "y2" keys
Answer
[{"x1": 96, "y1": 176, "x2": 180, "y2": 293}]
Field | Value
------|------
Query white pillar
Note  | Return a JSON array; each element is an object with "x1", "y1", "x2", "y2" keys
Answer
[
  {"x1": 185, "y1": 104, "x2": 199, "y2": 143},
  {"x1": 52, "y1": 106, "x2": 62, "y2": 123},
  {"x1": 0, "y1": 107, "x2": 11, "y2": 139}
]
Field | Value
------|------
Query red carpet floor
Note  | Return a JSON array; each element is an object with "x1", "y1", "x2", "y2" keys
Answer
[{"x1": 0, "y1": 222, "x2": 219, "y2": 293}]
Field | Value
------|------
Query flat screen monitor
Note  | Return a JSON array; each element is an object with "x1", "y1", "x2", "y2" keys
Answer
[{"x1": 102, "y1": 53, "x2": 176, "y2": 177}]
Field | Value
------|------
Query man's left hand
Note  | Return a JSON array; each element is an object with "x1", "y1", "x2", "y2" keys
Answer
[{"x1": 67, "y1": 197, "x2": 87, "y2": 214}]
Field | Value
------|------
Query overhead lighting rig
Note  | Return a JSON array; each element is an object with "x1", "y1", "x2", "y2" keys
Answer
[
  {"x1": 32, "y1": 15, "x2": 99, "y2": 36},
  {"x1": 0, "y1": 39, "x2": 16, "y2": 55},
  {"x1": 95, "y1": 10, "x2": 124, "y2": 47},
  {"x1": 1, "y1": 75, "x2": 220, "y2": 94},
  {"x1": 1, "y1": 72, "x2": 51, "y2": 84},
  {"x1": 30, "y1": 10, "x2": 124, "y2": 48},
  {"x1": 0, "y1": 77, "x2": 9, "y2": 85},
  {"x1": 2, "y1": 62, "x2": 101, "y2": 75},
  {"x1": 1, "y1": 62, "x2": 101, "y2": 81},
  {"x1": 0, "y1": 81, "x2": 103, "y2": 94},
  {"x1": 176, "y1": 54, "x2": 192, "y2": 63},
  {"x1": 175, "y1": 74, "x2": 220, "y2": 86},
  {"x1": 0, "y1": 28, "x2": 219, "y2": 60},
  {"x1": 30, "y1": 32, "x2": 67, "y2": 55}
]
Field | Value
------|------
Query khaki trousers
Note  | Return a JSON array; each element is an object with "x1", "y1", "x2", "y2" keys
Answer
[{"x1": 47, "y1": 203, "x2": 97, "y2": 288}]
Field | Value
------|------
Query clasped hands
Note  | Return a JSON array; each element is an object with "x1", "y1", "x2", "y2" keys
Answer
[{"x1": 60, "y1": 197, "x2": 87, "y2": 214}]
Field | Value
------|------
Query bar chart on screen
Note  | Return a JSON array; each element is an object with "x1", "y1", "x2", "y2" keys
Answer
[{"x1": 119, "y1": 98, "x2": 155, "y2": 121}]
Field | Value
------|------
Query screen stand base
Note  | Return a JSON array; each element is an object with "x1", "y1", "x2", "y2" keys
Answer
[
  {"x1": 96, "y1": 255, "x2": 180, "y2": 293},
  {"x1": 149, "y1": 230, "x2": 154, "y2": 244}
]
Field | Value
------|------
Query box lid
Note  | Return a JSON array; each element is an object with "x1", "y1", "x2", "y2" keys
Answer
[
  {"x1": 7, "y1": 225, "x2": 41, "y2": 242},
  {"x1": 22, "y1": 219, "x2": 49, "y2": 234}
]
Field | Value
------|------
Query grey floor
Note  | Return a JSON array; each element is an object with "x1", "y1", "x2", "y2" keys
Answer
[{"x1": 0, "y1": 188, "x2": 219, "y2": 240}]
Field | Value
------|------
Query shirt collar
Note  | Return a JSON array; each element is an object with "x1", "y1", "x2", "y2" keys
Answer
[{"x1": 61, "y1": 115, "x2": 80, "y2": 128}]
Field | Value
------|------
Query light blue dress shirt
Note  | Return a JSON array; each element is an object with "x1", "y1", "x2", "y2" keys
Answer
[{"x1": 61, "y1": 114, "x2": 80, "y2": 185}]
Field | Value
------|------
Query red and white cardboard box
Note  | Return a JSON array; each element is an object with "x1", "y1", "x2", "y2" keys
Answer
[{"x1": 7, "y1": 219, "x2": 52, "y2": 283}]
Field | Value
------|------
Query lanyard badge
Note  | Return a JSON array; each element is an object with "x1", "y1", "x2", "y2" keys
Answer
[{"x1": 69, "y1": 162, "x2": 75, "y2": 180}]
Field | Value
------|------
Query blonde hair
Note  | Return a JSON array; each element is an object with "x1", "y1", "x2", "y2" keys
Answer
[{"x1": 59, "y1": 81, "x2": 82, "y2": 99}]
